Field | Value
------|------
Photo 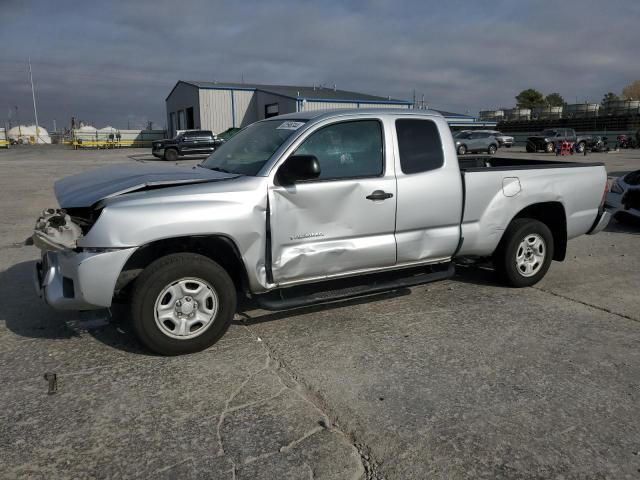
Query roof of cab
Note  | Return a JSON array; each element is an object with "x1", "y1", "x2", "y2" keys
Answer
[{"x1": 273, "y1": 108, "x2": 445, "y2": 122}]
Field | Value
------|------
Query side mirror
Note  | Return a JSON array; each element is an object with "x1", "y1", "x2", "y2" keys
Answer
[{"x1": 277, "y1": 155, "x2": 321, "y2": 185}]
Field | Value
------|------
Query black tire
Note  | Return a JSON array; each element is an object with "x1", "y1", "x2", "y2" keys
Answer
[
  {"x1": 576, "y1": 141, "x2": 586, "y2": 153},
  {"x1": 526, "y1": 142, "x2": 536, "y2": 153},
  {"x1": 130, "y1": 253, "x2": 237, "y2": 355},
  {"x1": 164, "y1": 148, "x2": 178, "y2": 162},
  {"x1": 488, "y1": 144, "x2": 497, "y2": 155},
  {"x1": 493, "y1": 218, "x2": 554, "y2": 288},
  {"x1": 545, "y1": 142, "x2": 555, "y2": 153},
  {"x1": 457, "y1": 144, "x2": 467, "y2": 155}
]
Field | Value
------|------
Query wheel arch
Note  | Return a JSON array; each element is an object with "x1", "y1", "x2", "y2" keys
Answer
[
  {"x1": 499, "y1": 202, "x2": 568, "y2": 261},
  {"x1": 115, "y1": 234, "x2": 250, "y2": 298}
]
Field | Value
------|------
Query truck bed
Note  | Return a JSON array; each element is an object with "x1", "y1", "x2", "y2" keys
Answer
[
  {"x1": 456, "y1": 156, "x2": 607, "y2": 258},
  {"x1": 458, "y1": 156, "x2": 604, "y2": 172}
]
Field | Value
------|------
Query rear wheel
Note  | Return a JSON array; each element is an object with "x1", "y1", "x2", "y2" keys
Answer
[
  {"x1": 526, "y1": 142, "x2": 536, "y2": 153},
  {"x1": 130, "y1": 253, "x2": 236, "y2": 355},
  {"x1": 164, "y1": 148, "x2": 178, "y2": 161},
  {"x1": 493, "y1": 218, "x2": 554, "y2": 287},
  {"x1": 488, "y1": 144, "x2": 497, "y2": 155},
  {"x1": 457, "y1": 144, "x2": 467, "y2": 155},
  {"x1": 546, "y1": 142, "x2": 555, "y2": 153}
]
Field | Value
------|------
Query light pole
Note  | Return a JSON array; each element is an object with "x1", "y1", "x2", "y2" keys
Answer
[{"x1": 28, "y1": 58, "x2": 40, "y2": 141}]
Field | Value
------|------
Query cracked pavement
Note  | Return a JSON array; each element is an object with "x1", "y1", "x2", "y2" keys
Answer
[{"x1": 1, "y1": 146, "x2": 639, "y2": 479}]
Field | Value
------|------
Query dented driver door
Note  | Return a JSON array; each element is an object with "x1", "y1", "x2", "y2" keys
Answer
[{"x1": 269, "y1": 119, "x2": 397, "y2": 286}]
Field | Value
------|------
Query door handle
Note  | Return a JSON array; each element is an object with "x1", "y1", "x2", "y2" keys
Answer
[{"x1": 366, "y1": 190, "x2": 393, "y2": 201}]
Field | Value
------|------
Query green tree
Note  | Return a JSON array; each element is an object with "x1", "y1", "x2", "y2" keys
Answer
[
  {"x1": 601, "y1": 92, "x2": 619, "y2": 105},
  {"x1": 545, "y1": 92, "x2": 565, "y2": 107},
  {"x1": 515, "y1": 89, "x2": 546, "y2": 109}
]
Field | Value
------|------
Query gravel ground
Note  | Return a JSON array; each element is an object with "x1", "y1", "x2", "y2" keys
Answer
[{"x1": 0, "y1": 145, "x2": 639, "y2": 479}]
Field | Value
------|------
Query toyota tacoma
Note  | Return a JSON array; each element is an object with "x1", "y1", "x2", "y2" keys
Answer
[{"x1": 33, "y1": 110, "x2": 611, "y2": 355}]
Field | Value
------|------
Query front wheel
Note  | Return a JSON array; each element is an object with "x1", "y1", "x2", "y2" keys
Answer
[
  {"x1": 164, "y1": 148, "x2": 178, "y2": 162},
  {"x1": 493, "y1": 218, "x2": 554, "y2": 287},
  {"x1": 576, "y1": 141, "x2": 586, "y2": 153},
  {"x1": 526, "y1": 142, "x2": 536, "y2": 153},
  {"x1": 545, "y1": 142, "x2": 555, "y2": 153},
  {"x1": 488, "y1": 144, "x2": 497, "y2": 155},
  {"x1": 457, "y1": 144, "x2": 467, "y2": 155},
  {"x1": 130, "y1": 253, "x2": 237, "y2": 355}
]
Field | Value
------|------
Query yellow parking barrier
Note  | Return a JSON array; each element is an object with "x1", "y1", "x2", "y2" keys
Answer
[
  {"x1": 72, "y1": 140, "x2": 155, "y2": 149},
  {"x1": 0, "y1": 140, "x2": 9, "y2": 148}
]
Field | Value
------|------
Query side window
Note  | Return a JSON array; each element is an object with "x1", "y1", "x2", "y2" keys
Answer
[
  {"x1": 294, "y1": 120, "x2": 383, "y2": 180},
  {"x1": 395, "y1": 119, "x2": 444, "y2": 174}
]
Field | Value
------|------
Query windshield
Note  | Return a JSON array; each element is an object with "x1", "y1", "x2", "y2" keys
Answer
[
  {"x1": 541, "y1": 129, "x2": 558, "y2": 136},
  {"x1": 201, "y1": 120, "x2": 307, "y2": 175}
]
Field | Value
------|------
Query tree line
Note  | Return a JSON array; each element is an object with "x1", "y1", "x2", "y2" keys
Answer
[{"x1": 514, "y1": 80, "x2": 640, "y2": 109}]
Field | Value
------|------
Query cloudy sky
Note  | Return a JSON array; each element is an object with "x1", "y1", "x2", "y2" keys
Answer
[{"x1": 1, "y1": 0, "x2": 638, "y2": 130}]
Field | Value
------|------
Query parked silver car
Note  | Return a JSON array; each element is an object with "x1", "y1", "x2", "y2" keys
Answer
[
  {"x1": 606, "y1": 170, "x2": 640, "y2": 223},
  {"x1": 476, "y1": 130, "x2": 514, "y2": 148},
  {"x1": 453, "y1": 130, "x2": 499, "y2": 155}
]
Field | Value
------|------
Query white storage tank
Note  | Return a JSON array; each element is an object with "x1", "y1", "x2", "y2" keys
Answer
[
  {"x1": 479, "y1": 110, "x2": 505, "y2": 121},
  {"x1": 505, "y1": 108, "x2": 531, "y2": 121},
  {"x1": 564, "y1": 103, "x2": 600, "y2": 118},
  {"x1": 8, "y1": 125, "x2": 51, "y2": 144},
  {"x1": 533, "y1": 106, "x2": 563, "y2": 119},
  {"x1": 603, "y1": 99, "x2": 640, "y2": 116}
]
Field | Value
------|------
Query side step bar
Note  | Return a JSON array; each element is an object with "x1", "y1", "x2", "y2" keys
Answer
[{"x1": 254, "y1": 262, "x2": 455, "y2": 311}]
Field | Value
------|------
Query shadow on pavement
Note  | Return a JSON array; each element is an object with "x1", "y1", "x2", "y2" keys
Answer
[
  {"x1": 451, "y1": 264, "x2": 504, "y2": 288},
  {"x1": 2, "y1": 258, "x2": 503, "y2": 352},
  {"x1": 0, "y1": 260, "x2": 149, "y2": 355},
  {"x1": 605, "y1": 217, "x2": 640, "y2": 235},
  {"x1": 235, "y1": 289, "x2": 412, "y2": 326}
]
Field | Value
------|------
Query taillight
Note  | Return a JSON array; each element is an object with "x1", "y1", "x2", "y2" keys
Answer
[{"x1": 600, "y1": 180, "x2": 610, "y2": 208}]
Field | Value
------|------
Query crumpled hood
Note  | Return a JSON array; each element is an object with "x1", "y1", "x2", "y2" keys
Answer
[{"x1": 55, "y1": 162, "x2": 238, "y2": 208}]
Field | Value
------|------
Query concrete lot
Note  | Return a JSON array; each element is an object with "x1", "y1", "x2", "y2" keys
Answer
[{"x1": 1, "y1": 145, "x2": 639, "y2": 479}]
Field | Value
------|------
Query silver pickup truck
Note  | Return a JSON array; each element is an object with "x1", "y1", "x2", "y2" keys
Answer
[{"x1": 32, "y1": 110, "x2": 610, "y2": 355}]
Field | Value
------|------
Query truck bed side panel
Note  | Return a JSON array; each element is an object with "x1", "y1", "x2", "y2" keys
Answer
[{"x1": 459, "y1": 165, "x2": 606, "y2": 257}]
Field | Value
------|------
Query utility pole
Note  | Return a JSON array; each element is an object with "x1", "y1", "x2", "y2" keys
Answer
[{"x1": 28, "y1": 57, "x2": 40, "y2": 141}]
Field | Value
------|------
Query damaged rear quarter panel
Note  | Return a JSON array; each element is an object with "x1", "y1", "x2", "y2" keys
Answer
[{"x1": 78, "y1": 176, "x2": 271, "y2": 292}]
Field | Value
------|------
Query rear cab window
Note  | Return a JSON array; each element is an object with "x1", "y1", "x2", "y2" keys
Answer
[{"x1": 395, "y1": 119, "x2": 444, "y2": 174}]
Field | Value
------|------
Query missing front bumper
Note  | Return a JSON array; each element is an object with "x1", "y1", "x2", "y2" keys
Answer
[{"x1": 34, "y1": 248, "x2": 137, "y2": 310}]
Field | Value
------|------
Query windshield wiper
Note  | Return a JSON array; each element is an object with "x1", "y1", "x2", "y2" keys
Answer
[{"x1": 209, "y1": 166, "x2": 232, "y2": 173}]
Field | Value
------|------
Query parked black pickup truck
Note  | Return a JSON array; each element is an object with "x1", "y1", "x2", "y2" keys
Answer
[
  {"x1": 152, "y1": 130, "x2": 218, "y2": 161},
  {"x1": 526, "y1": 128, "x2": 592, "y2": 154}
]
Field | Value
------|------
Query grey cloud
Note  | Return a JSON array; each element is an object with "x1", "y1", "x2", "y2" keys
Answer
[{"x1": 1, "y1": 0, "x2": 637, "y2": 129}]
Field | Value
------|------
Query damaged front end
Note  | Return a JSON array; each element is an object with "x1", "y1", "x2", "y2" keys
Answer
[
  {"x1": 31, "y1": 206, "x2": 137, "y2": 311},
  {"x1": 32, "y1": 208, "x2": 85, "y2": 251}
]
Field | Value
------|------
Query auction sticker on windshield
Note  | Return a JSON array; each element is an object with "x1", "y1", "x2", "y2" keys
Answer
[{"x1": 276, "y1": 121, "x2": 305, "y2": 130}]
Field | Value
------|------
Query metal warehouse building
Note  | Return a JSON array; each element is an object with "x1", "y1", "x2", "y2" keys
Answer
[{"x1": 165, "y1": 81, "x2": 413, "y2": 136}]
